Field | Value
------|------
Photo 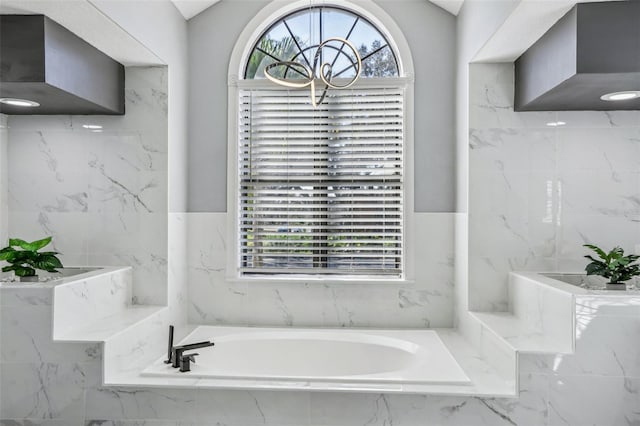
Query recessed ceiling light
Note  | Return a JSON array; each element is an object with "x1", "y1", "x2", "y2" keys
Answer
[
  {"x1": 600, "y1": 91, "x2": 640, "y2": 102},
  {"x1": 0, "y1": 98, "x2": 40, "y2": 107},
  {"x1": 82, "y1": 124, "x2": 103, "y2": 130},
  {"x1": 546, "y1": 121, "x2": 566, "y2": 127}
]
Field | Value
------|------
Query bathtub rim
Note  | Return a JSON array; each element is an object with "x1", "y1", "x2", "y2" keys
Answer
[{"x1": 142, "y1": 325, "x2": 473, "y2": 387}]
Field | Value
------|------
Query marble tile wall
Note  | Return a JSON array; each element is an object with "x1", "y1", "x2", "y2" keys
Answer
[
  {"x1": 0, "y1": 286, "x2": 102, "y2": 424},
  {"x1": 5, "y1": 67, "x2": 169, "y2": 305},
  {"x1": 468, "y1": 63, "x2": 640, "y2": 312},
  {"x1": 186, "y1": 212, "x2": 456, "y2": 328},
  {"x1": 168, "y1": 212, "x2": 189, "y2": 324}
]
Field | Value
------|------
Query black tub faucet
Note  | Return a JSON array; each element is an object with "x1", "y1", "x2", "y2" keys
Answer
[
  {"x1": 164, "y1": 325, "x2": 215, "y2": 369},
  {"x1": 172, "y1": 341, "x2": 215, "y2": 368}
]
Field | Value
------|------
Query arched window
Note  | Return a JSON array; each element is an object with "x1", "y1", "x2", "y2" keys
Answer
[
  {"x1": 235, "y1": 4, "x2": 409, "y2": 278},
  {"x1": 245, "y1": 6, "x2": 398, "y2": 80}
]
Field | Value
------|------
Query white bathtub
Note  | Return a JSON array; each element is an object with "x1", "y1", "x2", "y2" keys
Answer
[{"x1": 142, "y1": 326, "x2": 471, "y2": 386}]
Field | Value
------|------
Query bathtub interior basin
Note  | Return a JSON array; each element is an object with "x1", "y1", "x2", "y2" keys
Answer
[{"x1": 142, "y1": 326, "x2": 472, "y2": 386}]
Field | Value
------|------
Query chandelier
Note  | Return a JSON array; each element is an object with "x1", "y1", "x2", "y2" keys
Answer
[{"x1": 264, "y1": 37, "x2": 362, "y2": 108}]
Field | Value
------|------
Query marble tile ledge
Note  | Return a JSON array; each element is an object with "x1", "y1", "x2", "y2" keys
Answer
[
  {"x1": 0, "y1": 266, "x2": 168, "y2": 377},
  {"x1": 470, "y1": 271, "x2": 640, "y2": 355},
  {"x1": 461, "y1": 270, "x2": 640, "y2": 407},
  {"x1": 0, "y1": 266, "x2": 167, "y2": 342}
]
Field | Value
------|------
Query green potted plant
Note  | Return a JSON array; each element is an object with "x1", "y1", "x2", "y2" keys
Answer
[
  {"x1": 0, "y1": 237, "x2": 64, "y2": 282},
  {"x1": 583, "y1": 244, "x2": 640, "y2": 290}
]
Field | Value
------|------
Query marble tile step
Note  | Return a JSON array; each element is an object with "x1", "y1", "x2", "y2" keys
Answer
[
  {"x1": 437, "y1": 329, "x2": 517, "y2": 397},
  {"x1": 52, "y1": 266, "x2": 134, "y2": 338},
  {"x1": 470, "y1": 311, "x2": 573, "y2": 354},
  {"x1": 102, "y1": 306, "x2": 174, "y2": 380},
  {"x1": 54, "y1": 305, "x2": 165, "y2": 343}
]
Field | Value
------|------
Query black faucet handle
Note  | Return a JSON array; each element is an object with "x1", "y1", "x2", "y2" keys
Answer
[
  {"x1": 184, "y1": 352, "x2": 199, "y2": 362},
  {"x1": 179, "y1": 352, "x2": 199, "y2": 373},
  {"x1": 164, "y1": 325, "x2": 174, "y2": 364}
]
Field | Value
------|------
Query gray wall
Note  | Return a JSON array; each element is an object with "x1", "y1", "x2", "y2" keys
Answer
[
  {"x1": 377, "y1": 0, "x2": 456, "y2": 212},
  {"x1": 0, "y1": 114, "x2": 7, "y2": 247},
  {"x1": 188, "y1": 0, "x2": 268, "y2": 212},
  {"x1": 187, "y1": 0, "x2": 456, "y2": 212}
]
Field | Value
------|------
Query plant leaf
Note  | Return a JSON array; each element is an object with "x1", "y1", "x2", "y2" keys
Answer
[
  {"x1": 26, "y1": 237, "x2": 53, "y2": 251},
  {"x1": 584, "y1": 255, "x2": 604, "y2": 264},
  {"x1": 584, "y1": 244, "x2": 608, "y2": 261},
  {"x1": 1, "y1": 236, "x2": 64, "y2": 276},
  {"x1": 14, "y1": 266, "x2": 36, "y2": 277},
  {"x1": 8, "y1": 236, "x2": 52, "y2": 252},
  {"x1": 40, "y1": 254, "x2": 63, "y2": 268},
  {"x1": 609, "y1": 247, "x2": 624, "y2": 261},
  {"x1": 586, "y1": 262, "x2": 608, "y2": 277},
  {"x1": 626, "y1": 255, "x2": 639, "y2": 263},
  {"x1": 0, "y1": 247, "x2": 16, "y2": 261},
  {"x1": 34, "y1": 259, "x2": 61, "y2": 271},
  {"x1": 584, "y1": 244, "x2": 640, "y2": 282},
  {"x1": 8, "y1": 238, "x2": 30, "y2": 249},
  {"x1": 12, "y1": 251, "x2": 36, "y2": 263}
]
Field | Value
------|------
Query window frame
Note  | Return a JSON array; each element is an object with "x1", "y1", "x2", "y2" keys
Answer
[{"x1": 227, "y1": 0, "x2": 415, "y2": 284}]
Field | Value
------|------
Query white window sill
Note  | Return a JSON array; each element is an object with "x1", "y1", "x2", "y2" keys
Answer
[{"x1": 226, "y1": 274, "x2": 415, "y2": 286}]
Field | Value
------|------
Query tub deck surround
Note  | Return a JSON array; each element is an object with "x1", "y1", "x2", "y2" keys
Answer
[{"x1": 118, "y1": 327, "x2": 516, "y2": 396}]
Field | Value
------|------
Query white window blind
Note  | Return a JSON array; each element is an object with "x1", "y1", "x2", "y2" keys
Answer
[{"x1": 238, "y1": 86, "x2": 403, "y2": 276}]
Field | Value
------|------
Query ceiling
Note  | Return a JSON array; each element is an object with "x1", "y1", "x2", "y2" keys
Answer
[
  {"x1": 0, "y1": 0, "x2": 162, "y2": 66},
  {"x1": 170, "y1": 0, "x2": 464, "y2": 20},
  {"x1": 0, "y1": 0, "x2": 465, "y2": 66},
  {"x1": 3, "y1": 0, "x2": 613, "y2": 68},
  {"x1": 171, "y1": 0, "x2": 219, "y2": 20}
]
